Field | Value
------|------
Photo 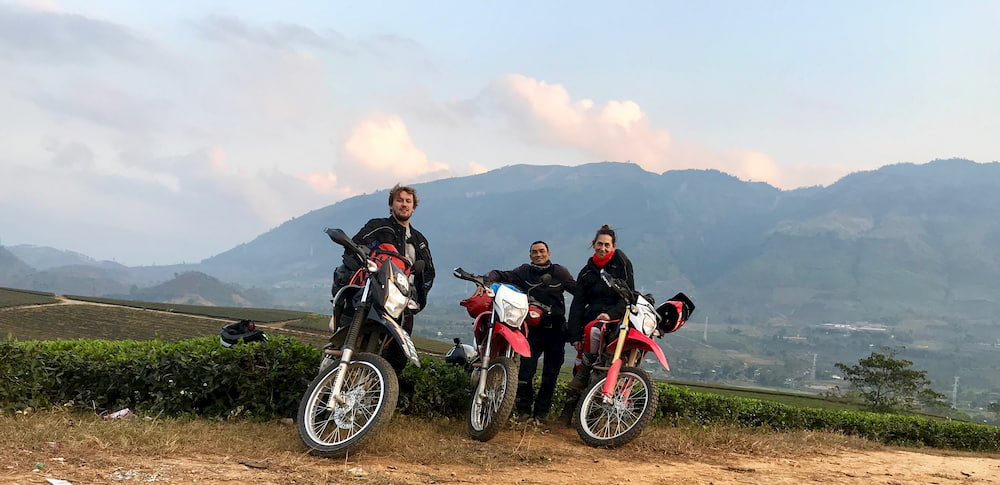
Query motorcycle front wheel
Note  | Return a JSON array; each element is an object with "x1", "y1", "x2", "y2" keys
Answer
[
  {"x1": 297, "y1": 352, "x2": 399, "y2": 457},
  {"x1": 574, "y1": 366, "x2": 657, "y2": 448},
  {"x1": 467, "y1": 356, "x2": 517, "y2": 442}
]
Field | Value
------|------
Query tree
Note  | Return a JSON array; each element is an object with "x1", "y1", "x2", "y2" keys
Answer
[
  {"x1": 989, "y1": 402, "x2": 1000, "y2": 425},
  {"x1": 834, "y1": 347, "x2": 948, "y2": 413}
]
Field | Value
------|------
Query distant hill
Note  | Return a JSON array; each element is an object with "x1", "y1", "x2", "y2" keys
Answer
[
  {"x1": 13, "y1": 158, "x2": 1000, "y2": 403},
  {"x1": 7, "y1": 244, "x2": 124, "y2": 271},
  {"x1": 125, "y1": 271, "x2": 275, "y2": 308},
  {"x1": 188, "y1": 158, "x2": 1000, "y2": 327},
  {"x1": 9, "y1": 158, "x2": 1000, "y2": 326},
  {"x1": 0, "y1": 246, "x2": 35, "y2": 286}
]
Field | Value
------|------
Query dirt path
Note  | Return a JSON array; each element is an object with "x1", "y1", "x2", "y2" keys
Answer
[{"x1": 6, "y1": 423, "x2": 999, "y2": 485}]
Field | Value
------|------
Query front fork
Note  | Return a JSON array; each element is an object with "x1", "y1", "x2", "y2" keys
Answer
[
  {"x1": 326, "y1": 281, "x2": 371, "y2": 410},
  {"x1": 601, "y1": 308, "x2": 632, "y2": 402},
  {"x1": 473, "y1": 314, "x2": 497, "y2": 399}
]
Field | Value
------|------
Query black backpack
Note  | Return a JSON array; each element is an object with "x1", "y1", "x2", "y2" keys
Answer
[{"x1": 220, "y1": 319, "x2": 269, "y2": 347}]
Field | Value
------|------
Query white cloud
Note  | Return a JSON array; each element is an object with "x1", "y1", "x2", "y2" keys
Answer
[
  {"x1": 44, "y1": 138, "x2": 95, "y2": 169},
  {"x1": 339, "y1": 113, "x2": 450, "y2": 186},
  {"x1": 467, "y1": 161, "x2": 488, "y2": 175},
  {"x1": 0, "y1": 2, "x2": 157, "y2": 63},
  {"x1": 488, "y1": 74, "x2": 805, "y2": 188},
  {"x1": 13, "y1": 0, "x2": 62, "y2": 14},
  {"x1": 495, "y1": 74, "x2": 672, "y2": 167},
  {"x1": 5, "y1": 5, "x2": 880, "y2": 267}
]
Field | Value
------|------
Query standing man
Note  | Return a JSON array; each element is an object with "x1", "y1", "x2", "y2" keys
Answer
[
  {"x1": 486, "y1": 241, "x2": 576, "y2": 424},
  {"x1": 339, "y1": 183, "x2": 435, "y2": 371}
]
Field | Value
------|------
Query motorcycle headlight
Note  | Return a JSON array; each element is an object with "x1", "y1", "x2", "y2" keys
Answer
[
  {"x1": 383, "y1": 275, "x2": 410, "y2": 319},
  {"x1": 633, "y1": 301, "x2": 660, "y2": 337},
  {"x1": 491, "y1": 284, "x2": 529, "y2": 328},
  {"x1": 642, "y1": 314, "x2": 658, "y2": 337},
  {"x1": 500, "y1": 300, "x2": 527, "y2": 328}
]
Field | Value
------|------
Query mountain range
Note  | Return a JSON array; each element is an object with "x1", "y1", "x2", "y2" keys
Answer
[{"x1": 3, "y1": 158, "x2": 1000, "y2": 330}]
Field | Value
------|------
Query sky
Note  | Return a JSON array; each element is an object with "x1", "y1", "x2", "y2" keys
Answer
[{"x1": 1, "y1": 0, "x2": 998, "y2": 266}]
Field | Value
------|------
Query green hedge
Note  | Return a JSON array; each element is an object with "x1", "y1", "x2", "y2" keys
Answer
[
  {"x1": 0, "y1": 287, "x2": 59, "y2": 308},
  {"x1": 0, "y1": 336, "x2": 49, "y2": 409},
  {"x1": 656, "y1": 383, "x2": 1000, "y2": 451},
  {"x1": 6, "y1": 336, "x2": 998, "y2": 452},
  {"x1": 398, "y1": 359, "x2": 471, "y2": 418},
  {"x1": 1, "y1": 335, "x2": 320, "y2": 418},
  {"x1": 63, "y1": 296, "x2": 310, "y2": 322},
  {"x1": 0, "y1": 336, "x2": 471, "y2": 421}
]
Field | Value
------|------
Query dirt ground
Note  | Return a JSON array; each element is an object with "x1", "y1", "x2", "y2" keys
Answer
[{"x1": 5, "y1": 421, "x2": 999, "y2": 485}]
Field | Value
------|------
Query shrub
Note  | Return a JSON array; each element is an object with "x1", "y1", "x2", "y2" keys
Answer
[
  {"x1": 0, "y1": 336, "x2": 49, "y2": 411},
  {"x1": 398, "y1": 359, "x2": 471, "y2": 418},
  {"x1": 4, "y1": 336, "x2": 320, "y2": 419},
  {"x1": 654, "y1": 382, "x2": 1000, "y2": 452},
  {"x1": 7, "y1": 335, "x2": 1000, "y2": 453},
  {"x1": 2, "y1": 336, "x2": 473, "y2": 421}
]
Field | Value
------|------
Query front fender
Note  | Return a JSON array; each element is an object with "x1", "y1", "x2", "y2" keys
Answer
[
  {"x1": 494, "y1": 324, "x2": 531, "y2": 357},
  {"x1": 369, "y1": 308, "x2": 421, "y2": 367},
  {"x1": 606, "y1": 328, "x2": 669, "y2": 370}
]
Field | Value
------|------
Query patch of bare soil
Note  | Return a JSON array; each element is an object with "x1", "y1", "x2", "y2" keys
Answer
[{"x1": 4, "y1": 418, "x2": 999, "y2": 485}]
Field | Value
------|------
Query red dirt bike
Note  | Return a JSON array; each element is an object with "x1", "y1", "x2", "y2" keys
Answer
[
  {"x1": 572, "y1": 270, "x2": 694, "y2": 447},
  {"x1": 452, "y1": 267, "x2": 551, "y2": 441},
  {"x1": 297, "y1": 228, "x2": 424, "y2": 458}
]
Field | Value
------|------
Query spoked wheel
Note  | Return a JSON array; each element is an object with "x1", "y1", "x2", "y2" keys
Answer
[
  {"x1": 467, "y1": 356, "x2": 517, "y2": 442},
  {"x1": 575, "y1": 366, "x2": 657, "y2": 448},
  {"x1": 297, "y1": 352, "x2": 399, "y2": 457}
]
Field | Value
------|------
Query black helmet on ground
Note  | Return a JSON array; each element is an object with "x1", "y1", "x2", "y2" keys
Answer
[{"x1": 220, "y1": 319, "x2": 269, "y2": 347}]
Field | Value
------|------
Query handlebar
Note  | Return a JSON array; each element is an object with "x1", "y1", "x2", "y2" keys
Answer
[
  {"x1": 452, "y1": 267, "x2": 486, "y2": 287},
  {"x1": 327, "y1": 227, "x2": 422, "y2": 273},
  {"x1": 455, "y1": 266, "x2": 555, "y2": 314},
  {"x1": 325, "y1": 227, "x2": 366, "y2": 263},
  {"x1": 600, "y1": 269, "x2": 638, "y2": 304},
  {"x1": 528, "y1": 298, "x2": 552, "y2": 314}
]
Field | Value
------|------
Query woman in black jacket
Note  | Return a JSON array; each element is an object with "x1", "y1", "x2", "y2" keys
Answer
[
  {"x1": 559, "y1": 224, "x2": 635, "y2": 425},
  {"x1": 566, "y1": 225, "x2": 635, "y2": 347}
]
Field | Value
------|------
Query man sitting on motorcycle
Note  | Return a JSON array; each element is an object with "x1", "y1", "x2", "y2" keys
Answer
[
  {"x1": 486, "y1": 241, "x2": 576, "y2": 424},
  {"x1": 333, "y1": 183, "x2": 435, "y2": 372}
]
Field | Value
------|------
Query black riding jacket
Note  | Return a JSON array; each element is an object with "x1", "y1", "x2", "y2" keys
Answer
[
  {"x1": 343, "y1": 217, "x2": 435, "y2": 311},
  {"x1": 566, "y1": 249, "x2": 635, "y2": 344},
  {"x1": 486, "y1": 262, "x2": 577, "y2": 331}
]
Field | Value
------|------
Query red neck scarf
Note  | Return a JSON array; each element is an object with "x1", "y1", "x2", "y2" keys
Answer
[{"x1": 592, "y1": 250, "x2": 614, "y2": 268}]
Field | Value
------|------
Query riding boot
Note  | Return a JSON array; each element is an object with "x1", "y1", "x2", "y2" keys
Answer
[
  {"x1": 567, "y1": 352, "x2": 596, "y2": 392},
  {"x1": 557, "y1": 389, "x2": 576, "y2": 425},
  {"x1": 557, "y1": 353, "x2": 592, "y2": 427}
]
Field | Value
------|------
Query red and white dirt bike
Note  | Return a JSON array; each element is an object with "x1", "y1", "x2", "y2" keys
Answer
[
  {"x1": 572, "y1": 270, "x2": 694, "y2": 447},
  {"x1": 451, "y1": 267, "x2": 551, "y2": 441},
  {"x1": 296, "y1": 228, "x2": 424, "y2": 458}
]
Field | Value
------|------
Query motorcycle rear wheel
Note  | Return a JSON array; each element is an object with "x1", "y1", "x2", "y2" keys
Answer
[
  {"x1": 574, "y1": 366, "x2": 657, "y2": 448},
  {"x1": 467, "y1": 356, "x2": 517, "y2": 442},
  {"x1": 297, "y1": 352, "x2": 398, "y2": 457}
]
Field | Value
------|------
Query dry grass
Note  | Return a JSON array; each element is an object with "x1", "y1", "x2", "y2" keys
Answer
[
  {"x1": 1, "y1": 406, "x2": 882, "y2": 467},
  {"x1": 0, "y1": 406, "x2": 300, "y2": 465},
  {"x1": 630, "y1": 424, "x2": 883, "y2": 463},
  {"x1": 16, "y1": 405, "x2": 999, "y2": 484},
  {"x1": 366, "y1": 416, "x2": 581, "y2": 468},
  {"x1": 6, "y1": 407, "x2": 1000, "y2": 485}
]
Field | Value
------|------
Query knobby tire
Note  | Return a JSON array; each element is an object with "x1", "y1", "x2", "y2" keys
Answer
[
  {"x1": 296, "y1": 352, "x2": 399, "y2": 457},
  {"x1": 574, "y1": 366, "x2": 657, "y2": 448},
  {"x1": 467, "y1": 356, "x2": 517, "y2": 442}
]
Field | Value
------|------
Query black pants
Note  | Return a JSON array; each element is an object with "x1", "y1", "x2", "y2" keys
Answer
[{"x1": 515, "y1": 327, "x2": 565, "y2": 419}]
